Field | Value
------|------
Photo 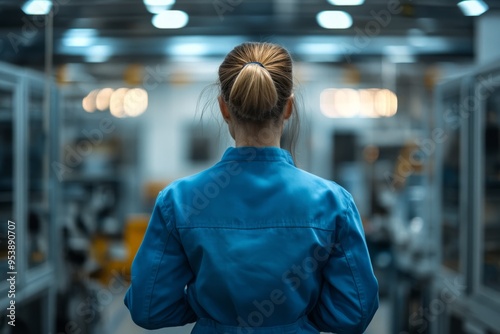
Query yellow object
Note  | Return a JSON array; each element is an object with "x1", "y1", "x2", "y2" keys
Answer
[
  {"x1": 343, "y1": 65, "x2": 361, "y2": 85},
  {"x1": 124, "y1": 64, "x2": 144, "y2": 86},
  {"x1": 88, "y1": 214, "x2": 150, "y2": 284},
  {"x1": 123, "y1": 214, "x2": 150, "y2": 279},
  {"x1": 90, "y1": 234, "x2": 119, "y2": 285}
]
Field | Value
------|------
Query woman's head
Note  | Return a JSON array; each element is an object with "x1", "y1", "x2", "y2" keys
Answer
[
  {"x1": 218, "y1": 42, "x2": 294, "y2": 124},
  {"x1": 216, "y1": 42, "x2": 299, "y2": 154}
]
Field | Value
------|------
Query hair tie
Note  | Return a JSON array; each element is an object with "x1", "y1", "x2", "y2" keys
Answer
[{"x1": 244, "y1": 61, "x2": 265, "y2": 68}]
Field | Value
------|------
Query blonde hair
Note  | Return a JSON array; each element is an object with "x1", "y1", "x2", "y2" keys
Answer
[{"x1": 218, "y1": 42, "x2": 294, "y2": 123}]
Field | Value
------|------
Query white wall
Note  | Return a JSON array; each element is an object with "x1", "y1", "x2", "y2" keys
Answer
[{"x1": 138, "y1": 61, "x2": 232, "y2": 185}]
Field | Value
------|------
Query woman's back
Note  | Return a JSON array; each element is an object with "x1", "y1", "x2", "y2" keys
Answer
[
  {"x1": 126, "y1": 146, "x2": 378, "y2": 333},
  {"x1": 125, "y1": 42, "x2": 378, "y2": 334}
]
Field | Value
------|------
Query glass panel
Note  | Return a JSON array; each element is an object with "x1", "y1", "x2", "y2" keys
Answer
[
  {"x1": 482, "y1": 86, "x2": 500, "y2": 293},
  {"x1": 27, "y1": 83, "x2": 49, "y2": 269},
  {"x1": 441, "y1": 92, "x2": 461, "y2": 272},
  {"x1": 0, "y1": 84, "x2": 14, "y2": 277},
  {"x1": 4, "y1": 290, "x2": 46, "y2": 333}
]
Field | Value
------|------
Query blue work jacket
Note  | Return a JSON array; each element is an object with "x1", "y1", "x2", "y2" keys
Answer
[{"x1": 125, "y1": 146, "x2": 379, "y2": 333}]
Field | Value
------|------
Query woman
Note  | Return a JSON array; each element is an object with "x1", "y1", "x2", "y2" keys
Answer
[{"x1": 125, "y1": 42, "x2": 379, "y2": 334}]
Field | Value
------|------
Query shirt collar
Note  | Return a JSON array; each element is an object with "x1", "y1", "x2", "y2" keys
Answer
[{"x1": 220, "y1": 146, "x2": 295, "y2": 166}]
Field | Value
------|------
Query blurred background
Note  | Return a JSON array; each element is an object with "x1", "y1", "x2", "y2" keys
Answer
[{"x1": 0, "y1": 0, "x2": 499, "y2": 333}]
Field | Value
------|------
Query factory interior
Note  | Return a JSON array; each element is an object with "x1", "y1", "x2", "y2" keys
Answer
[{"x1": 0, "y1": 0, "x2": 500, "y2": 333}]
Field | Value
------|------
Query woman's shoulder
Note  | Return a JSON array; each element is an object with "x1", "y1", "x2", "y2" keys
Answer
[
  {"x1": 157, "y1": 163, "x2": 232, "y2": 197},
  {"x1": 293, "y1": 167, "x2": 352, "y2": 198},
  {"x1": 158, "y1": 163, "x2": 354, "y2": 211}
]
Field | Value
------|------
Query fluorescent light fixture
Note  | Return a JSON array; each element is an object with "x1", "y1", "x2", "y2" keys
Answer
[
  {"x1": 85, "y1": 45, "x2": 112, "y2": 63},
  {"x1": 22, "y1": 0, "x2": 52, "y2": 15},
  {"x1": 384, "y1": 45, "x2": 416, "y2": 63},
  {"x1": 317, "y1": 11, "x2": 353, "y2": 29},
  {"x1": 296, "y1": 43, "x2": 340, "y2": 55},
  {"x1": 458, "y1": 0, "x2": 489, "y2": 16},
  {"x1": 152, "y1": 10, "x2": 189, "y2": 29},
  {"x1": 63, "y1": 36, "x2": 93, "y2": 47},
  {"x1": 145, "y1": 5, "x2": 168, "y2": 14},
  {"x1": 169, "y1": 43, "x2": 209, "y2": 56},
  {"x1": 144, "y1": 0, "x2": 175, "y2": 6},
  {"x1": 327, "y1": 0, "x2": 364, "y2": 5},
  {"x1": 63, "y1": 29, "x2": 98, "y2": 47},
  {"x1": 295, "y1": 42, "x2": 344, "y2": 61},
  {"x1": 144, "y1": 0, "x2": 175, "y2": 14},
  {"x1": 65, "y1": 28, "x2": 98, "y2": 36}
]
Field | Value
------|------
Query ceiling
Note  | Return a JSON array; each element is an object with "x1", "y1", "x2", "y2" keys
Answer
[{"x1": 0, "y1": 0, "x2": 497, "y2": 66}]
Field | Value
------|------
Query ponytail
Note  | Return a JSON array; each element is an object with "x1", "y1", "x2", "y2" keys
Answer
[{"x1": 229, "y1": 63, "x2": 278, "y2": 122}]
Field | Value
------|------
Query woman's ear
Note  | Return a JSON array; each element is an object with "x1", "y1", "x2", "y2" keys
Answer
[
  {"x1": 283, "y1": 95, "x2": 294, "y2": 120},
  {"x1": 218, "y1": 96, "x2": 231, "y2": 123}
]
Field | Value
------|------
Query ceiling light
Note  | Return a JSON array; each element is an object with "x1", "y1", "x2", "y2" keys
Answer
[
  {"x1": 320, "y1": 88, "x2": 397, "y2": 118},
  {"x1": 327, "y1": 0, "x2": 364, "y2": 5},
  {"x1": 124, "y1": 88, "x2": 148, "y2": 117},
  {"x1": 22, "y1": 0, "x2": 52, "y2": 15},
  {"x1": 317, "y1": 11, "x2": 353, "y2": 29},
  {"x1": 152, "y1": 10, "x2": 189, "y2": 29},
  {"x1": 374, "y1": 89, "x2": 398, "y2": 117},
  {"x1": 458, "y1": 0, "x2": 489, "y2": 16},
  {"x1": 63, "y1": 36, "x2": 93, "y2": 47},
  {"x1": 169, "y1": 43, "x2": 209, "y2": 56},
  {"x1": 384, "y1": 45, "x2": 416, "y2": 63},
  {"x1": 295, "y1": 43, "x2": 344, "y2": 62},
  {"x1": 110, "y1": 88, "x2": 129, "y2": 118},
  {"x1": 96, "y1": 88, "x2": 114, "y2": 111},
  {"x1": 296, "y1": 43, "x2": 340, "y2": 55},
  {"x1": 82, "y1": 90, "x2": 99, "y2": 113},
  {"x1": 85, "y1": 45, "x2": 112, "y2": 63},
  {"x1": 63, "y1": 29, "x2": 98, "y2": 47},
  {"x1": 144, "y1": 0, "x2": 175, "y2": 6},
  {"x1": 359, "y1": 89, "x2": 376, "y2": 117},
  {"x1": 145, "y1": 5, "x2": 168, "y2": 14},
  {"x1": 320, "y1": 89, "x2": 337, "y2": 118},
  {"x1": 144, "y1": 0, "x2": 175, "y2": 14}
]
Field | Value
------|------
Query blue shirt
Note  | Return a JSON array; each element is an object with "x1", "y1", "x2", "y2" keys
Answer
[{"x1": 124, "y1": 146, "x2": 379, "y2": 333}]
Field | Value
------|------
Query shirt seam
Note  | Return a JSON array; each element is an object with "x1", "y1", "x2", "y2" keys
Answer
[
  {"x1": 143, "y1": 211, "x2": 172, "y2": 325},
  {"x1": 217, "y1": 159, "x2": 294, "y2": 166},
  {"x1": 176, "y1": 225, "x2": 336, "y2": 231},
  {"x1": 339, "y1": 199, "x2": 366, "y2": 332},
  {"x1": 157, "y1": 190, "x2": 174, "y2": 231}
]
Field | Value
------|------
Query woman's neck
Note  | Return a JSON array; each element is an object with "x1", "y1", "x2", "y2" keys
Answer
[{"x1": 233, "y1": 126, "x2": 282, "y2": 148}]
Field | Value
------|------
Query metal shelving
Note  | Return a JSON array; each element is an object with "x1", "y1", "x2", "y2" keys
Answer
[
  {"x1": 0, "y1": 62, "x2": 58, "y2": 334},
  {"x1": 433, "y1": 61, "x2": 500, "y2": 334}
]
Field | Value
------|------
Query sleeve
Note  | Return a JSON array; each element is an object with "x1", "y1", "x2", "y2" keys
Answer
[
  {"x1": 308, "y1": 194, "x2": 379, "y2": 334},
  {"x1": 124, "y1": 191, "x2": 197, "y2": 329}
]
